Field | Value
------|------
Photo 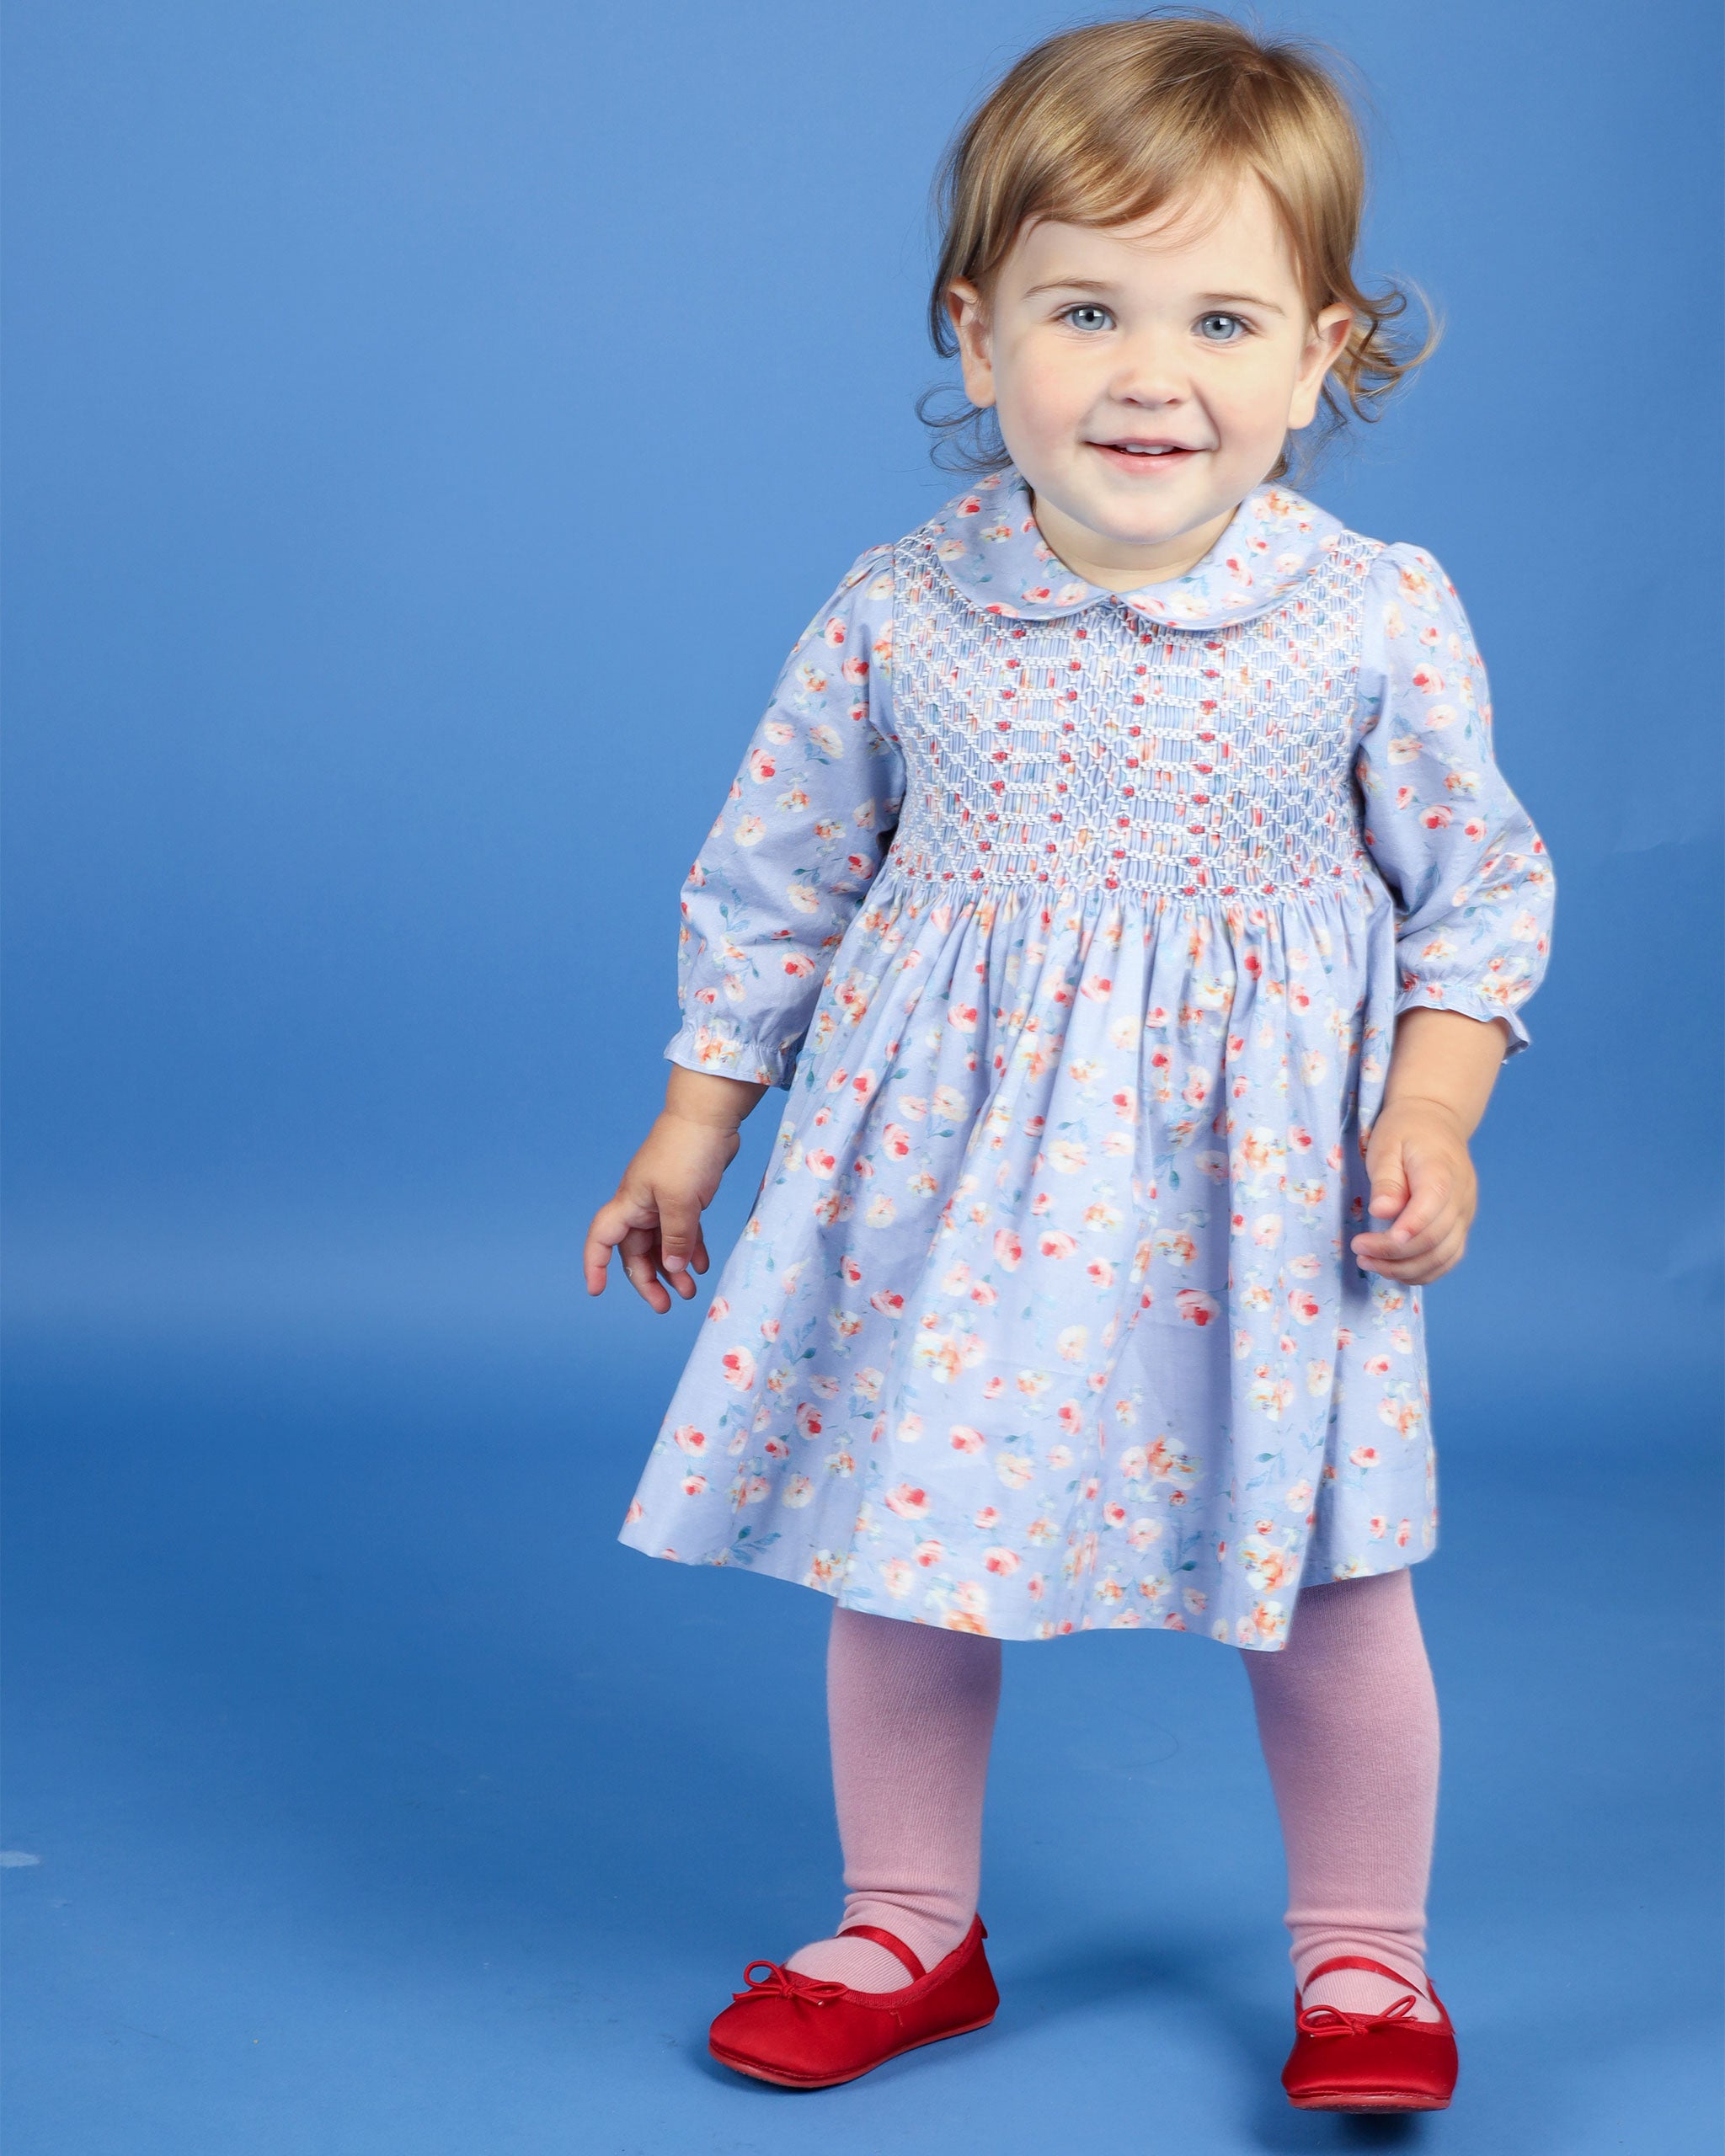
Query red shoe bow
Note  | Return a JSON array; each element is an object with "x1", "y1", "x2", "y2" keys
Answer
[
  {"x1": 731, "y1": 1961, "x2": 850, "y2": 2008},
  {"x1": 1295, "y1": 1989, "x2": 1422, "y2": 2039}
]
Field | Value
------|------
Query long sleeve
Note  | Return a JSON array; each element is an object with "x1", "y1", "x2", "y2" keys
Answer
[
  {"x1": 1354, "y1": 542, "x2": 1555, "y2": 1054},
  {"x1": 665, "y1": 542, "x2": 903, "y2": 1088}
]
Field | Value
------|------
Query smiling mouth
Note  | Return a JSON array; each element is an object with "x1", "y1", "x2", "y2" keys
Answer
[{"x1": 1093, "y1": 440, "x2": 1199, "y2": 457}]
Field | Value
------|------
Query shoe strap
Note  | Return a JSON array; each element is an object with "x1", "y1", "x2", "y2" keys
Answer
[
  {"x1": 836, "y1": 1924, "x2": 926, "y2": 1983},
  {"x1": 1300, "y1": 1954, "x2": 1442, "y2": 2012}
]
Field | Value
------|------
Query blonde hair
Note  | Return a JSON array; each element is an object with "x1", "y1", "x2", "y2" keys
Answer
[{"x1": 922, "y1": 10, "x2": 1439, "y2": 478}]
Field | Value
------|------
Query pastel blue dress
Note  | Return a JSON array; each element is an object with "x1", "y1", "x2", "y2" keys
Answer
[{"x1": 618, "y1": 467, "x2": 1554, "y2": 1649}]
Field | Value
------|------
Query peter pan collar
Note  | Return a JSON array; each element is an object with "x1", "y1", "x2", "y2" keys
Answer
[{"x1": 925, "y1": 462, "x2": 1345, "y2": 628}]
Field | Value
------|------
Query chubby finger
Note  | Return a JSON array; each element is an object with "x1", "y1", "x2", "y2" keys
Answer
[
  {"x1": 1354, "y1": 1201, "x2": 1457, "y2": 1265},
  {"x1": 1359, "y1": 1228, "x2": 1466, "y2": 1283},
  {"x1": 1362, "y1": 1225, "x2": 1457, "y2": 1267},
  {"x1": 622, "y1": 1261, "x2": 671, "y2": 1313},
  {"x1": 1391, "y1": 1212, "x2": 1461, "y2": 1262},
  {"x1": 622, "y1": 1268, "x2": 670, "y2": 1313},
  {"x1": 1382, "y1": 1166, "x2": 1454, "y2": 1248},
  {"x1": 619, "y1": 1225, "x2": 673, "y2": 1312},
  {"x1": 1365, "y1": 1144, "x2": 1409, "y2": 1223},
  {"x1": 655, "y1": 1198, "x2": 704, "y2": 1289},
  {"x1": 581, "y1": 1202, "x2": 629, "y2": 1295},
  {"x1": 1420, "y1": 1237, "x2": 1467, "y2": 1282},
  {"x1": 654, "y1": 1248, "x2": 700, "y2": 1300}
]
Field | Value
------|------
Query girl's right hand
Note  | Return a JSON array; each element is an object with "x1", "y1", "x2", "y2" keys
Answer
[{"x1": 583, "y1": 1069, "x2": 768, "y2": 1313}]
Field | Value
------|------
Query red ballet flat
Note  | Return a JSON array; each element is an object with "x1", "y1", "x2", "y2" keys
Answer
[
  {"x1": 707, "y1": 1916, "x2": 998, "y2": 2089},
  {"x1": 1281, "y1": 1954, "x2": 1459, "y2": 2111}
]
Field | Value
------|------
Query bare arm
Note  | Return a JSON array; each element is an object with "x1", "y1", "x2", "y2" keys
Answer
[
  {"x1": 1349, "y1": 1006, "x2": 1509, "y2": 1285},
  {"x1": 583, "y1": 1067, "x2": 770, "y2": 1313}
]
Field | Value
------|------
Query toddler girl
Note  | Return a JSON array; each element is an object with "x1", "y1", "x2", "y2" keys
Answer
[{"x1": 586, "y1": 12, "x2": 1553, "y2": 2114}]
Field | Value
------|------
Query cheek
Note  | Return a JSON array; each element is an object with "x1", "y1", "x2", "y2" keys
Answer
[
  {"x1": 996, "y1": 349, "x2": 1096, "y2": 438},
  {"x1": 1215, "y1": 344, "x2": 1311, "y2": 424},
  {"x1": 1206, "y1": 351, "x2": 1304, "y2": 436}
]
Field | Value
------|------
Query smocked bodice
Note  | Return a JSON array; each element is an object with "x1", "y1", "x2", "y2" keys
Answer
[{"x1": 884, "y1": 521, "x2": 1386, "y2": 899}]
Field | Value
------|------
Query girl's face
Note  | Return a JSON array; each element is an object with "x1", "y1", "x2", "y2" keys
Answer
[{"x1": 947, "y1": 173, "x2": 1354, "y2": 588}]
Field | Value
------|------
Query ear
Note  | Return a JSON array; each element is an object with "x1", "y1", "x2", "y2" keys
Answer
[
  {"x1": 1288, "y1": 302, "x2": 1355, "y2": 429},
  {"x1": 947, "y1": 279, "x2": 997, "y2": 409}
]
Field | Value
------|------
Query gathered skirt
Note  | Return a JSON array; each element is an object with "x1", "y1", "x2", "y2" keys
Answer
[{"x1": 619, "y1": 863, "x2": 1437, "y2": 1649}]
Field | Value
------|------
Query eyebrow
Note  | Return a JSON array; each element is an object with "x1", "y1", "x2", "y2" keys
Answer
[{"x1": 1023, "y1": 276, "x2": 1286, "y2": 317}]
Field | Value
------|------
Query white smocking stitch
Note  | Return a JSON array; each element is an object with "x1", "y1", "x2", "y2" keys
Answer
[{"x1": 886, "y1": 522, "x2": 1386, "y2": 898}]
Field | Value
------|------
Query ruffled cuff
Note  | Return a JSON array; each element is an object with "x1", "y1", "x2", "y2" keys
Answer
[
  {"x1": 664, "y1": 1020, "x2": 798, "y2": 1090},
  {"x1": 1393, "y1": 979, "x2": 1532, "y2": 1057}
]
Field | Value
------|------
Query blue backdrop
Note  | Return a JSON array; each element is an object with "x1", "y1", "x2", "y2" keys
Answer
[{"x1": 4, "y1": 5, "x2": 1720, "y2": 2153}]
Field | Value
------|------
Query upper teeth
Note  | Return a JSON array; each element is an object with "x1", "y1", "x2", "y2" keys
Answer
[{"x1": 1119, "y1": 444, "x2": 1177, "y2": 454}]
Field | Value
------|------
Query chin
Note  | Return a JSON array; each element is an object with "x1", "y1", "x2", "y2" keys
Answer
[{"x1": 1087, "y1": 494, "x2": 1220, "y2": 543}]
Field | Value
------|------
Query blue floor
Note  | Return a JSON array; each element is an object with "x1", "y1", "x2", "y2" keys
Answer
[{"x1": 3, "y1": 1331, "x2": 1720, "y2": 2154}]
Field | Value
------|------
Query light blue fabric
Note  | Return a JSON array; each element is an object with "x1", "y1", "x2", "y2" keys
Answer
[{"x1": 620, "y1": 467, "x2": 1554, "y2": 1646}]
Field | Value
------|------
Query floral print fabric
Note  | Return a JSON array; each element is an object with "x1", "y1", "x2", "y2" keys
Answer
[{"x1": 619, "y1": 469, "x2": 1554, "y2": 1647}]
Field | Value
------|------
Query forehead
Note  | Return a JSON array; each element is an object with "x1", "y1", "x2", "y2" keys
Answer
[{"x1": 1004, "y1": 173, "x2": 1299, "y2": 293}]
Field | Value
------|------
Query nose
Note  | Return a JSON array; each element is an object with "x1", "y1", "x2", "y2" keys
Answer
[{"x1": 1107, "y1": 325, "x2": 1191, "y2": 408}]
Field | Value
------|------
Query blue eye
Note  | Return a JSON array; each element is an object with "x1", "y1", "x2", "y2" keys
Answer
[
  {"x1": 1063, "y1": 304, "x2": 1114, "y2": 333},
  {"x1": 1198, "y1": 312, "x2": 1247, "y2": 341}
]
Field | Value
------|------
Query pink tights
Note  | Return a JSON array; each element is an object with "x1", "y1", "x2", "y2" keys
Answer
[
  {"x1": 785, "y1": 1569, "x2": 1443, "y2": 2020},
  {"x1": 785, "y1": 1601, "x2": 1003, "y2": 1993}
]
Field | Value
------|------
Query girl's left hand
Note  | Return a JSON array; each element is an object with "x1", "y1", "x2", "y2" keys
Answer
[{"x1": 1351, "y1": 1101, "x2": 1479, "y2": 1284}]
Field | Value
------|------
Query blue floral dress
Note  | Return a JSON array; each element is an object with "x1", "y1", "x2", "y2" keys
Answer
[{"x1": 618, "y1": 468, "x2": 1554, "y2": 1649}]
